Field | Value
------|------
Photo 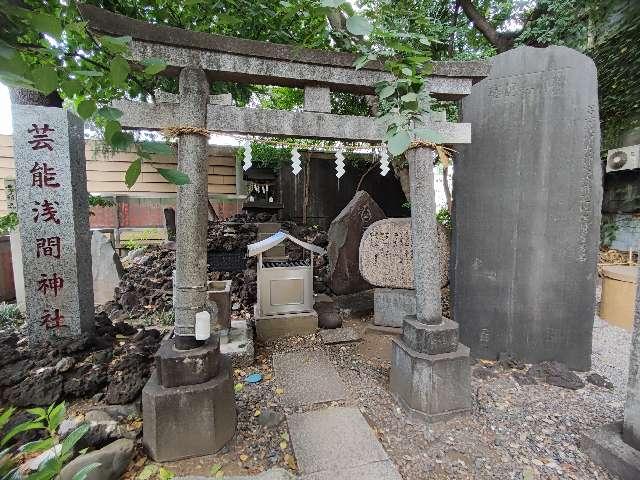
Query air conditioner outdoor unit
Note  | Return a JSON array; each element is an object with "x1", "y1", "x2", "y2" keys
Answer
[{"x1": 606, "y1": 145, "x2": 640, "y2": 173}]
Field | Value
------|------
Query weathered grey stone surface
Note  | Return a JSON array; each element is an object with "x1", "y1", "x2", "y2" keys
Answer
[
  {"x1": 11, "y1": 105, "x2": 94, "y2": 342},
  {"x1": 155, "y1": 336, "x2": 221, "y2": 388},
  {"x1": 91, "y1": 231, "x2": 123, "y2": 305},
  {"x1": 319, "y1": 327, "x2": 361, "y2": 345},
  {"x1": 452, "y1": 46, "x2": 602, "y2": 371},
  {"x1": 173, "y1": 67, "x2": 209, "y2": 347},
  {"x1": 299, "y1": 461, "x2": 403, "y2": 480},
  {"x1": 272, "y1": 350, "x2": 345, "y2": 406},
  {"x1": 402, "y1": 317, "x2": 459, "y2": 355},
  {"x1": 304, "y1": 87, "x2": 331, "y2": 113},
  {"x1": 407, "y1": 148, "x2": 441, "y2": 324},
  {"x1": 373, "y1": 288, "x2": 415, "y2": 327},
  {"x1": 623, "y1": 276, "x2": 640, "y2": 449},
  {"x1": 116, "y1": 99, "x2": 472, "y2": 144},
  {"x1": 59, "y1": 438, "x2": 133, "y2": 480},
  {"x1": 390, "y1": 339, "x2": 471, "y2": 422},
  {"x1": 580, "y1": 422, "x2": 640, "y2": 480},
  {"x1": 328, "y1": 191, "x2": 385, "y2": 295},
  {"x1": 287, "y1": 407, "x2": 390, "y2": 475},
  {"x1": 142, "y1": 359, "x2": 236, "y2": 462},
  {"x1": 360, "y1": 218, "x2": 450, "y2": 289},
  {"x1": 208, "y1": 279, "x2": 231, "y2": 332}
]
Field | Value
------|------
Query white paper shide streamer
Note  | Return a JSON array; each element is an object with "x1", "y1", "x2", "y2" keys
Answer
[
  {"x1": 379, "y1": 147, "x2": 390, "y2": 176},
  {"x1": 291, "y1": 147, "x2": 301, "y2": 175},
  {"x1": 242, "y1": 140, "x2": 252, "y2": 171},
  {"x1": 334, "y1": 143, "x2": 345, "y2": 179}
]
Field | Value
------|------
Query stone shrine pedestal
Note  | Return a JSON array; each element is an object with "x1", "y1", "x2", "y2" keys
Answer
[{"x1": 142, "y1": 335, "x2": 236, "y2": 461}]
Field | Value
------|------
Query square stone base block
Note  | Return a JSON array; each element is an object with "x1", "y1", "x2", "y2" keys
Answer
[
  {"x1": 374, "y1": 288, "x2": 415, "y2": 328},
  {"x1": 390, "y1": 338, "x2": 471, "y2": 423},
  {"x1": 580, "y1": 421, "x2": 640, "y2": 480},
  {"x1": 255, "y1": 310, "x2": 318, "y2": 342},
  {"x1": 142, "y1": 358, "x2": 236, "y2": 462}
]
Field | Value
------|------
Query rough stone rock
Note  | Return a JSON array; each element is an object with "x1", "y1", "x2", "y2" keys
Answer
[
  {"x1": 498, "y1": 352, "x2": 526, "y2": 370},
  {"x1": 59, "y1": 438, "x2": 134, "y2": 480},
  {"x1": 359, "y1": 218, "x2": 450, "y2": 289},
  {"x1": 105, "y1": 353, "x2": 150, "y2": 404},
  {"x1": 92, "y1": 231, "x2": 124, "y2": 305},
  {"x1": 77, "y1": 410, "x2": 136, "y2": 450},
  {"x1": 0, "y1": 358, "x2": 34, "y2": 387},
  {"x1": 63, "y1": 364, "x2": 109, "y2": 398},
  {"x1": 473, "y1": 366, "x2": 499, "y2": 380},
  {"x1": 3, "y1": 367, "x2": 63, "y2": 406},
  {"x1": 257, "y1": 408, "x2": 285, "y2": 428},
  {"x1": 55, "y1": 357, "x2": 76, "y2": 373},
  {"x1": 526, "y1": 361, "x2": 585, "y2": 390},
  {"x1": 512, "y1": 371, "x2": 537, "y2": 386},
  {"x1": 328, "y1": 191, "x2": 385, "y2": 295},
  {"x1": 586, "y1": 372, "x2": 614, "y2": 389}
]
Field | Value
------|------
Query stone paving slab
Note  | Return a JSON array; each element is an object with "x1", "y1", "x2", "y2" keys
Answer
[
  {"x1": 319, "y1": 327, "x2": 361, "y2": 345},
  {"x1": 273, "y1": 350, "x2": 346, "y2": 407},
  {"x1": 287, "y1": 407, "x2": 389, "y2": 475},
  {"x1": 299, "y1": 460, "x2": 402, "y2": 480}
]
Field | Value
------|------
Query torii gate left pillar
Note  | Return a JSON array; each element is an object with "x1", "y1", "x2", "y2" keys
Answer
[{"x1": 141, "y1": 67, "x2": 236, "y2": 462}]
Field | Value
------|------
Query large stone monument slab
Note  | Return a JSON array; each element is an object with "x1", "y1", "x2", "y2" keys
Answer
[
  {"x1": 11, "y1": 105, "x2": 94, "y2": 342},
  {"x1": 328, "y1": 191, "x2": 385, "y2": 295},
  {"x1": 452, "y1": 46, "x2": 602, "y2": 370}
]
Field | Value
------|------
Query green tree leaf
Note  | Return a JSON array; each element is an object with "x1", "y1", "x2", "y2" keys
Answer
[
  {"x1": 20, "y1": 437, "x2": 54, "y2": 454},
  {"x1": 61, "y1": 424, "x2": 89, "y2": 457},
  {"x1": 387, "y1": 131, "x2": 411, "y2": 156},
  {"x1": 61, "y1": 79, "x2": 83, "y2": 97},
  {"x1": 0, "y1": 39, "x2": 16, "y2": 59},
  {"x1": 110, "y1": 56, "x2": 130, "y2": 87},
  {"x1": 125, "y1": 158, "x2": 142, "y2": 188},
  {"x1": 0, "y1": 408, "x2": 15, "y2": 431},
  {"x1": 379, "y1": 85, "x2": 396, "y2": 99},
  {"x1": 72, "y1": 70, "x2": 103, "y2": 77},
  {"x1": 104, "y1": 120, "x2": 122, "y2": 143},
  {"x1": 32, "y1": 66, "x2": 58, "y2": 95},
  {"x1": 48, "y1": 402, "x2": 66, "y2": 433},
  {"x1": 71, "y1": 462, "x2": 101, "y2": 480},
  {"x1": 1, "y1": 421, "x2": 45, "y2": 448},
  {"x1": 77, "y1": 100, "x2": 96, "y2": 120},
  {"x1": 30, "y1": 13, "x2": 62, "y2": 38},
  {"x1": 110, "y1": 131, "x2": 134, "y2": 151},
  {"x1": 156, "y1": 168, "x2": 190, "y2": 186},
  {"x1": 140, "y1": 141, "x2": 173, "y2": 155},
  {"x1": 142, "y1": 57, "x2": 167, "y2": 75},
  {"x1": 414, "y1": 128, "x2": 444, "y2": 143},
  {"x1": 320, "y1": 0, "x2": 345, "y2": 6},
  {"x1": 96, "y1": 107, "x2": 123, "y2": 121},
  {"x1": 346, "y1": 15, "x2": 373, "y2": 36}
]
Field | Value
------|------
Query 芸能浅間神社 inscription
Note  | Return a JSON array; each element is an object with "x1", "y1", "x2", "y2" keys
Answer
[
  {"x1": 452, "y1": 46, "x2": 602, "y2": 371},
  {"x1": 11, "y1": 105, "x2": 94, "y2": 342}
]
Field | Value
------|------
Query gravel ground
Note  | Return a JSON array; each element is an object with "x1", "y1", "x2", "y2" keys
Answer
[{"x1": 124, "y1": 313, "x2": 632, "y2": 479}]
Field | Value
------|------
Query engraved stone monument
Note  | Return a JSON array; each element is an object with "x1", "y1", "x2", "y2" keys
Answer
[
  {"x1": 452, "y1": 46, "x2": 602, "y2": 370},
  {"x1": 11, "y1": 105, "x2": 94, "y2": 342}
]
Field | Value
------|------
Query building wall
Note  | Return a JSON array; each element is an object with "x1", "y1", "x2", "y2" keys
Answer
[{"x1": 0, "y1": 134, "x2": 242, "y2": 225}]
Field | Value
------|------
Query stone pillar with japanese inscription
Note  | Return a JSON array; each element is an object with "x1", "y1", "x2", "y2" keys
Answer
[
  {"x1": 452, "y1": 46, "x2": 602, "y2": 371},
  {"x1": 11, "y1": 104, "x2": 94, "y2": 342}
]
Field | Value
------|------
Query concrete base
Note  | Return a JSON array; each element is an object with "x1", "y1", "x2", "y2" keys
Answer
[
  {"x1": 580, "y1": 421, "x2": 640, "y2": 480},
  {"x1": 156, "y1": 336, "x2": 220, "y2": 388},
  {"x1": 221, "y1": 319, "x2": 254, "y2": 368},
  {"x1": 390, "y1": 337, "x2": 471, "y2": 423},
  {"x1": 374, "y1": 288, "x2": 415, "y2": 328},
  {"x1": 255, "y1": 309, "x2": 318, "y2": 342},
  {"x1": 402, "y1": 316, "x2": 459, "y2": 355},
  {"x1": 142, "y1": 358, "x2": 236, "y2": 462}
]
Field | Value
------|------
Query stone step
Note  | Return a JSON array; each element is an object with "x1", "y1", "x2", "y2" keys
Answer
[
  {"x1": 273, "y1": 350, "x2": 346, "y2": 407},
  {"x1": 287, "y1": 407, "x2": 401, "y2": 478}
]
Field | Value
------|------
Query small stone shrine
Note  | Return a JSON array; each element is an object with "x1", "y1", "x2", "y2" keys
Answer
[
  {"x1": 11, "y1": 104, "x2": 94, "y2": 342},
  {"x1": 248, "y1": 231, "x2": 326, "y2": 341},
  {"x1": 452, "y1": 46, "x2": 602, "y2": 370}
]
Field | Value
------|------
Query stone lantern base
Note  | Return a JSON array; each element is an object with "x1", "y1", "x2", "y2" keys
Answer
[{"x1": 390, "y1": 316, "x2": 471, "y2": 423}]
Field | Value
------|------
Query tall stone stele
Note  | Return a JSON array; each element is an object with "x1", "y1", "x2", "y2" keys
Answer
[
  {"x1": 11, "y1": 103, "x2": 94, "y2": 342},
  {"x1": 452, "y1": 46, "x2": 602, "y2": 370},
  {"x1": 390, "y1": 147, "x2": 471, "y2": 423}
]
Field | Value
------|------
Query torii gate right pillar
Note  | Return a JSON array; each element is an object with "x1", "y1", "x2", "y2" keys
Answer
[{"x1": 390, "y1": 146, "x2": 471, "y2": 423}]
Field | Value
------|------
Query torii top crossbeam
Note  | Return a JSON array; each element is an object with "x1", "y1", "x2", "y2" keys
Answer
[{"x1": 79, "y1": 4, "x2": 489, "y2": 143}]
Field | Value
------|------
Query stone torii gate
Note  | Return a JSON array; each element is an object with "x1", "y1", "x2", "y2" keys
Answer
[{"x1": 80, "y1": 4, "x2": 489, "y2": 460}]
